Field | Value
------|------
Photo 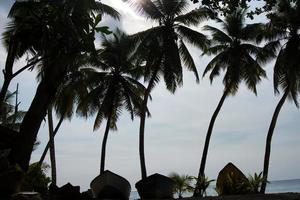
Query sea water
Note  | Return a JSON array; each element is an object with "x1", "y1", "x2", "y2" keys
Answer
[{"x1": 129, "y1": 179, "x2": 300, "y2": 199}]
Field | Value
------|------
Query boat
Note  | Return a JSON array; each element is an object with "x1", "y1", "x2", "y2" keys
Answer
[
  {"x1": 135, "y1": 173, "x2": 176, "y2": 199},
  {"x1": 90, "y1": 170, "x2": 131, "y2": 199}
]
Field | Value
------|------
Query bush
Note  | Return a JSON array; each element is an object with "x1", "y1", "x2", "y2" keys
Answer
[{"x1": 21, "y1": 162, "x2": 51, "y2": 194}]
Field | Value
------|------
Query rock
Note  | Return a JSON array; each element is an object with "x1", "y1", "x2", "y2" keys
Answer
[
  {"x1": 0, "y1": 165, "x2": 24, "y2": 198},
  {"x1": 216, "y1": 162, "x2": 250, "y2": 195}
]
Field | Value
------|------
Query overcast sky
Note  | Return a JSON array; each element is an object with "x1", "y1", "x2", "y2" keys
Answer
[{"x1": 0, "y1": 0, "x2": 299, "y2": 192}]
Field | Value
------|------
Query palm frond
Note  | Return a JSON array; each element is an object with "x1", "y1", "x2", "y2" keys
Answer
[
  {"x1": 126, "y1": 0, "x2": 164, "y2": 20},
  {"x1": 179, "y1": 40, "x2": 199, "y2": 82},
  {"x1": 94, "y1": 2, "x2": 120, "y2": 20},
  {"x1": 203, "y1": 25, "x2": 232, "y2": 44},
  {"x1": 174, "y1": 7, "x2": 214, "y2": 26},
  {"x1": 176, "y1": 25, "x2": 209, "y2": 50}
]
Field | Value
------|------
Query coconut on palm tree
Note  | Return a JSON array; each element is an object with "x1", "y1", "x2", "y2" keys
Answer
[
  {"x1": 260, "y1": 0, "x2": 300, "y2": 193},
  {"x1": 194, "y1": 9, "x2": 273, "y2": 197},
  {"x1": 126, "y1": 0, "x2": 211, "y2": 183}
]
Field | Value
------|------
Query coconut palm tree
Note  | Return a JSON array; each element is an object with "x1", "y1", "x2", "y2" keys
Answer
[
  {"x1": 260, "y1": 0, "x2": 300, "y2": 193},
  {"x1": 194, "y1": 9, "x2": 273, "y2": 196},
  {"x1": 77, "y1": 30, "x2": 146, "y2": 173},
  {"x1": 7, "y1": 0, "x2": 119, "y2": 171},
  {"x1": 0, "y1": 0, "x2": 50, "y2": 105},
  {"x1": 36, "y1": 2, "x2": 119, "y2": 168},
  {"x1": 127, "y1": 0, "x2": 211, "y2": 180},
  {"x1": 0, "y1": 0, "x2": 120, "y2": 106}
]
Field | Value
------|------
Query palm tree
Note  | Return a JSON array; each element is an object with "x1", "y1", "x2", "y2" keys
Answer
[
  {"x1": 260, "y1": 0, "x2": 300, "y2": 193},
  {"x1": 169, "y1": 173, "x2": 194, "y2": 198},
  {"x1": 0, "y1": 1, "x2": 47, "y2": 105},
  {"x1": 194, "y1": 9, "x2": 272, "y2": 196},
  {"x1": 38, "y1": 69, "x2": 89, "y2": 165},
  {"x1": 36, "y1": 2, "x2": 119, "y2": 168},
  {"x1": 0, "y1": 0, "x2": 120, "y2": 105},
  {"x1": 7, "y1": 0, "x2": 119, "y2": 171},
  {"x1": 77, "y1": 30, "x2": 146, "y2": 173},
  {"x1": 127, "y1": 0, "x2": 211, "y2": 180}
]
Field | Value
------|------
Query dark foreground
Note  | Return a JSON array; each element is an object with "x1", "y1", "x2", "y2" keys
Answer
[{"x1": 180, "y1": 193, "x2": 300, "y2": 200}]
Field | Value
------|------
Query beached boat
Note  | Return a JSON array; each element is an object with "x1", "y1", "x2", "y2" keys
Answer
[
  {"x1": 135, "y1": 173, "x2": 176, "y2": 199},
  {"x1": 90, "y1": 170, "x2": 131, "y2": 199}
]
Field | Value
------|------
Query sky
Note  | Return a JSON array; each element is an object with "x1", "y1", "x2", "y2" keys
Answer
[{"x1": 0, "y1": 0, "x2": 300, "y2": 192}]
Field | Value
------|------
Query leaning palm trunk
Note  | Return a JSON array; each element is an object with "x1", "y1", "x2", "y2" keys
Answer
[
  {"x1": 194, "y1": 89, "x2": 228, "y2": 197},
  {"x1": 0, "y1": 37, "x2": 18, "y2": 104},
  {"x1": 39, "y1": 115, "x2": 64, "y2": 165},
  {"x1": 100, "y1": 112, "x2": 112, "y2": 174},
  {"x1": 139, "y1": 67, "x2": 160, "y2": 180},
  {"x1": 9, "y1": 64, "x2": 65, "y2": 171},
  {"x1": 260, "y1": 89, "x2": 289, "y2": 193},
  {"x1": 47, "y1": 106, "x2": 57, "y2": 185}
]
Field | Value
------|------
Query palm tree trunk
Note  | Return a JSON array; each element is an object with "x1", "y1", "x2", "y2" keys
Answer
[
  {"x1": 47, "y1": 106, "x2": 57, "y2": 185},
  {"x1": 100, "y1": 113, "x2": 112, "y2": 174},
  {"x1": 0, "y1": 57, "x2": 42, "y2": 105},
  {"x1": 260, "y1": 89, "x2": 289, "y2": 194},
  {"x1": 194, "y1": 89, "x2": 228, "y2": 197},
  {"x1": 0, "y1": 38, "x2": 17, "y2": 104},
  {"x1": 9, "y1": 65, "x2": 65, "y2": 171},
  {"x1": 39, "y1": 115, "x2": 64, "y2": 165},
  {"x1": 139, "y1": 67, "x2": 160, "y2": 180}
]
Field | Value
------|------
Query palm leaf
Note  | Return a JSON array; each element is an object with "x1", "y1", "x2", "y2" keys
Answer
[
  {"x1": 126, "y1": 0, "x2": 164, "y2": 20},
  {"x1": 176, "y1": 25, "x2": 209, "y2": 50},
  {"x1": 179, "y1": 40, "x2": 199, "y2": 82}
]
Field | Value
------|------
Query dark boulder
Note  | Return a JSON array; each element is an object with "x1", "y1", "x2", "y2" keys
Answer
[{"x1": 216, "y1": 162, "x2": 250, "y2": 195}]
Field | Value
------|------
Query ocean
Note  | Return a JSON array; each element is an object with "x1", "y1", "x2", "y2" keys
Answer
[{"x1": 129, "y1": 179, "x2": 300, "y2": 199}]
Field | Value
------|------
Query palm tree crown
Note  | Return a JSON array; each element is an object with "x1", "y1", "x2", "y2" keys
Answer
[
  {"x1": 203, "y1": 9, "x2": 267, "y2": 94},
  {"x1": 130, "y1": 0, "x2": 212, "y2": 91},
  {"x1": 77, "y1": 30, "x2": 147, "y2": 173}
]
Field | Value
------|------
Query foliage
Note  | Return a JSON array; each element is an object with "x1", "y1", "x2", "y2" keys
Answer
[
  {"x1": 77, "y1": 30, "x2": 147, "y2": 131},
  {"x1": 0, "y1": 89, "x2": 26, "y2": 131},
  {"x1": 247, "y1": 172, "x2": 268, "y2": 194},
  {"x1": 128, "y1": 0, "x2": 211, "y2": 92},
  {"x1": 189, "y1": 0, "x2": 298, "y2": 18},
  {"x1": 169, "y1": 173, "x2": 194, "y2": 198},
  {"x1": 203, "y1": 9, "x2": 270, "y2": 96},
  {"x1": 193, "y1": 175, "x2": 215, "y2": 197},
  {"x1": 21, "y1": 162, "x2": 51, "y2": 194}
]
